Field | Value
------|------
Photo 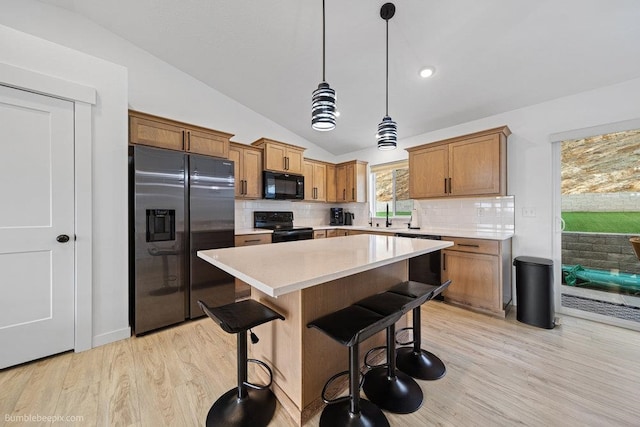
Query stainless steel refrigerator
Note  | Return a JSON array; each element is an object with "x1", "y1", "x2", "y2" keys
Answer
[{"x1": 129, "y1": 145, "x2": 235, "y2": 335}]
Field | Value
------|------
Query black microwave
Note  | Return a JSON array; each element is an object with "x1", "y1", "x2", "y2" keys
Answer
[{"x1": 263, "y1": 171, "x2": 304, "y2": 200}]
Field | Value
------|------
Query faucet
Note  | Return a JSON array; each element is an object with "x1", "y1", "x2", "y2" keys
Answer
[{"x1": 385, "y1": 204, "x2": 392, "y2": 228}]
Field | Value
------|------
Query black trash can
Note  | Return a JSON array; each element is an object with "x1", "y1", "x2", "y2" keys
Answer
[{"x1": 513, "y1": 256, "x2": 555, "y2": 329}]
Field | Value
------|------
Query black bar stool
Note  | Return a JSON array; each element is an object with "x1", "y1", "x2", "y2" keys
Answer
[
  {"x1": 388, "y1": 280, "x2": 452, "y2": 380},
  {"x1": 198, "y1": 299, "x2": 284, "y2": 427},
  {"x1": 355, "y1": 291, "x2": 432, "y2": 414},
  {"x1": 308, "y1": 304, "x2": 402, "y2": 427}
]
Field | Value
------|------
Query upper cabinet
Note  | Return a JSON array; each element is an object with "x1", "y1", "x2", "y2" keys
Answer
[
  {"x1": 251, "y1": 138, "x2": 305, "y2": 174},
  {"x1": 407, "y1": 126, "x2": 511, "y2": 199},
  {"x1": 303, "y1": 159, "x2": 327, "y2": 202},
  {"x1": 325, "y1": 163, "x2": 337, "y2": 203},
  {"x1": 129, "y1": 110, "x2": 232, "y2": 158},
  {"x1": 228, "y1": 142, "x2": 263, "y2": 199},
  {"x1": 336, "y1": 160, "x2": 368, "y2": 203}
]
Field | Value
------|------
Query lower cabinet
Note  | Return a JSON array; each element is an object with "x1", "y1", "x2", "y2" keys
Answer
[
  {"x1": 313, "y1": 230, "x2": 327, "y2": 239},
  {"x1": 442, "y1": 237, "x2": 512, "y2": 317},
  {"x1": 234, "y1": 233, "x2": 272, "y2": 299},
  {"x1": 326, "y1": 229, "x2": 338, "y2": 238}
]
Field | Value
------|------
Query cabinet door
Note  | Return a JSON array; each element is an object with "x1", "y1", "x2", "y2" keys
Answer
[
  {"x1": 336, "y1": 165, "x2": 347, "y2": 201},
  {"x1": 449, "y1": 134, "x2": 501, "y2": 196},
  {"x1": 243, "y1": 148, "x2": 263, "y2": 198},
  {"x1": 228, "y1": 145, "x2": 243, "y2": 198},
  {"x1": 286, "y1": 148, "x2": 304, "y2": 174},
  {"x1": 187, "y1": 128, "x2": 229, "y2": 158},
  {"x1": 313, "y1": 162, "x2": 327, "y2": 201},
  {"x1": 130, "y1": 116, "x2": 185, "y2": 151},
  {"x1": 264, "y1": 143, "x2": 287, "y2": 172},
  {"x1": 303, "y1": 160, "x2": 315, "y2": 200},
  {"x1": 326, "y1": 229, "x2": 338, "y2": 238},
  {"x1": 409, "y1": 145, "x2": 448, "y2": 198},
  {"x1": 442, "y1": 250, "x2": 500, "y2": 313},
  {"x1": 345, "y1": 162, "x2": 355, "y2": 202},
  {"x1": 326, "y1": 164, "x2": 336, "y2": 202}
]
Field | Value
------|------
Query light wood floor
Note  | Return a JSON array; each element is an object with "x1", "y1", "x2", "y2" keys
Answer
[{"x1": 1, "y1": 302, "x2": 639, "y2": 426}]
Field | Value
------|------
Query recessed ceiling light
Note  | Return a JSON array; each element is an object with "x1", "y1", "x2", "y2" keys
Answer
[{"x1": 419, "y1": 66, "x2": 435, "y2": 78}]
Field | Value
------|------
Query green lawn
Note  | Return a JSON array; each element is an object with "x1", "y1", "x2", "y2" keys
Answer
[{"x1": 562, "y1": 211, "x2": 640, "y2": 233}]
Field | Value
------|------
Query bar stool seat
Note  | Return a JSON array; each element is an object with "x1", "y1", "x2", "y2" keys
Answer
[
  {"x1": 198, "y1": 299, "x2": 284, "y2": 427},
  {"x1": 388, "y1": 280, "x2": 451, "y2": 381},
  {"x1": 355, "y1": 291, "x2": 430, "y2": 414},
  {"x1": 308, "y1": 305, "x2": 401, "y2": 427}
]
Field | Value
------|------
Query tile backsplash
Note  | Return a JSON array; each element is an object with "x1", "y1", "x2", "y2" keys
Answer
[
  {"x1": 235, "y1": 196, "x2": 514, "y2": 232},
  {"x1": 413, "y1": 196, "x2": 515, "y2": 232}
]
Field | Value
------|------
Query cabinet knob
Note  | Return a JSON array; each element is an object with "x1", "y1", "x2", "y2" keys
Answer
[{"x1": 56, "y1": 234, "x2": 70, "y2": 243}]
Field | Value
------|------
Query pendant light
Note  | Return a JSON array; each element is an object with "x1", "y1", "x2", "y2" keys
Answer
[
  {"x1": 377, "y1": 2, "x2": 397, "y2": 150},
  {"x1": 311, "y1": 0, "x2": 337, "y2": 131}
]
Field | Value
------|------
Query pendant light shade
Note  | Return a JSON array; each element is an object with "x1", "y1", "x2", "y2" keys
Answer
[
  {"x1": 312, "y1": 82, "x2": 336, "y2": 131},
  {"x1": 312, "y1": 0, "x2": 337, "y2": 131},
  {"x1": 377, "y1": 2, "x2": 397, "y2": 150}
]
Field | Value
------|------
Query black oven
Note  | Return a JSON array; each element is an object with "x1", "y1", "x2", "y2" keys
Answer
[{"x1": 263, "y1": 171, "x2": 304, "y2": 200}]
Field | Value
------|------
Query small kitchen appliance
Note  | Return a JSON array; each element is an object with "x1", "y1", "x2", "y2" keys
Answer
[
  {"x1": 330, "y1": 207, "x2": 344, "y2": 225},
  {"x1": 344, "y1": 211, "x2": 354, "y2": 226}
]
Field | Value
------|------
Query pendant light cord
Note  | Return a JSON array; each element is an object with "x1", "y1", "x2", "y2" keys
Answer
[
  {"x1": 322, "y1": 0, "x2": 326, "y2": 81},
  {"x1": 385, "y1": 18, "x2": 389, "y2": 116}
]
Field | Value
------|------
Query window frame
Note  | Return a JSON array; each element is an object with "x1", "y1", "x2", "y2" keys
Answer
[{"x1": 369, "y1": 160, "x2": 411, "y2": 218}]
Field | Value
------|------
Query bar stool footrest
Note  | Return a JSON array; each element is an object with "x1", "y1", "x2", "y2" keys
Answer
[
  {"x1": 319, "y1": 398, "x2": 390, "y2": 427},
  {"x1": 321, "y1": 370, "x2": 363, "y2": 404},
  {"x1": 243, "y1": 358, "x2": 274, "y2": 390},
  {"x1": 395, "y1": 326, "x2": 416, "y2": 346},
  {"x1": 206, "y1": 387, "x2": 277, "y2": 427},
  {"x1": 396, "y1": 346, "x2": 446, "y2": 381},
  {"x1": 364, "y1": 345, "x2": 388, "y2": 369}
]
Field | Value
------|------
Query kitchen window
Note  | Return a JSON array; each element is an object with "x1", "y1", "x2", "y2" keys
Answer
[{"x1": 370, "y1": 160, "x2": 412, "y2": 218}]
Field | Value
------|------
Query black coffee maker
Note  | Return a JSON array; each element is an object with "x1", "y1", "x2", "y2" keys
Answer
[{"x1": 330, "y1": 208, "x2": 344, "y2": 225}]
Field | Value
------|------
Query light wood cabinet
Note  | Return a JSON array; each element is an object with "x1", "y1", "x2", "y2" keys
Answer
[
  {"x1": 407, "y1": 126, "x2": 510, "y2": 199},
  {"x1": 304, "y1": 159, "x2": 327, "y2": 201},
  {"x1": 335, "y1": 160, "x2": 368, "y2": 203},
  {"x1": 229, "y1": 142, "x2": 263, "y2": 199},
  {"x1": 251, "y1": 138, "x2": 305, "y2": 174},
  {"x1": 129, "y1": 110, "x2": 232, "y2": 158},
  {"x1": 313, "y1": 230, "x2": 327, "y2": 239},
  {"x1": 234, "y1": 233, "x2": 272, "y2": 247},
  {"x1": 326, "y1": 164, "x2": 337, "y2": 203},
  {"x1": 326, "y1": 229, "x2": 338, "y2": 238},
  {"x1": 441, "y1": 236, "x2": 512, "y2": 317}
]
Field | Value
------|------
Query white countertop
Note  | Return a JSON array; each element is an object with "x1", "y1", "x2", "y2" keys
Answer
[
  {"x1": 310, "y1": 225, "x2": 513, "y2": 241},
  {"x1": 199, "y1": 234, "x2": 453, "y2": 297}
]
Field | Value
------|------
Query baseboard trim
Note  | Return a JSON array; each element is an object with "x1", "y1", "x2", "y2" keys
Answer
[{"x1": 91, "y1": 327, "x2": 131, "y2": 348}]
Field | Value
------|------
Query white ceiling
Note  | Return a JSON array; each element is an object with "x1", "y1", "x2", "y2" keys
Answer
[{"x1": 39, "y1": 0, "x2": 640, "y2": 155}]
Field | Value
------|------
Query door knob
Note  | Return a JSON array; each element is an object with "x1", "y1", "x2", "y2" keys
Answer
[{"x1": 56, "y1": 234, "x2": 70, "y2": 243}]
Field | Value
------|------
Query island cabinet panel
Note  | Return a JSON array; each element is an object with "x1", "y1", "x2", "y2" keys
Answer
[
  {"x1": 442, "y1": 236, "x2": 511, "y2": 317},
  {"x1": 129, "y1": 110, "x2": 233, "y2": 158},
  {"x1": 252, "y1": 138, "x2": 305, "y2": 174},
  {"x1": 229, "y1": 142, "x2": 263, "y2": 199},
  {"x1": 249, "y1": 261, "x2": 409, "y2": 425},
  {"x1": 407, "y1": 125, "x2": 510, "y2": 199}
]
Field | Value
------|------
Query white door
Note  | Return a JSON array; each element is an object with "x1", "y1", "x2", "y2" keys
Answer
[{"x1": 0, "y1": 85, "x2": 75, "y2": 369}]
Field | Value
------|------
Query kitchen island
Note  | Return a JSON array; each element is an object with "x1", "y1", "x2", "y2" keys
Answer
[{"x1": 198, "y1": 234, "x2": 452, "y2": 425}]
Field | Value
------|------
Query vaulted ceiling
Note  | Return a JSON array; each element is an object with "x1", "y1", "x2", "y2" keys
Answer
[{"x1": 39, "y1": 0, "x2": 640, "y2": 155}]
